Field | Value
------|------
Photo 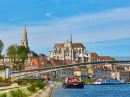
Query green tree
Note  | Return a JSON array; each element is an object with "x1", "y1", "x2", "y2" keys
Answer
[
  {"x1": 0, "y1": 39, "x2": 4, "y2": 57},
  {"x1": 19, "y1": 52, "x2": 27, "y2": 64},
  {"x1": 16, "y1": 46, "x2": 29, "y2": 64},
  {"x1": 7, "y1": 44, "x2": 18, "y2": 63},
  {"x1": 111, "y1": 57, "x2": 116, "y2": 61}
]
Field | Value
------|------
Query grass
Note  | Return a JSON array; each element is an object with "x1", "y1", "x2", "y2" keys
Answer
[
  {"x1": 82, "y1": 80, "x2": 96, "y2": 84},
  {"x1": 52, "y1": 79, "x2": 62, "y2": 82},
  {"x1": 10, "y1": 89, "x2": 28, "y2": 97},
  {"x1": 0, "y1": 93, "x2": 7, "y2": 97}
]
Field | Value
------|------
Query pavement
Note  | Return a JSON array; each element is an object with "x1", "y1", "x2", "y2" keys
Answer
[
  {"x1": 0, "y1": 83, "x2": 29, "y2": 94},
  {"x1": 30, "y1": 85, "x2": 55, "y2": 97}
]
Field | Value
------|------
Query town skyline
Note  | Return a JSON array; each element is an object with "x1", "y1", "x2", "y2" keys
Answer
[{"x1": 0, "y1": 0, "x2": 130, "y2": 56}]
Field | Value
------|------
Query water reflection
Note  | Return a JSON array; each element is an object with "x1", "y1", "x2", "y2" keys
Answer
[{"x1": 51, "y1": 84, "x2": 130, "y2": 97}]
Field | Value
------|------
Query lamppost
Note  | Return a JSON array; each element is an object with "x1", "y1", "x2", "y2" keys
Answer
[{"x1": 4, "y1": 61, "x2": 7, "y2": 81}]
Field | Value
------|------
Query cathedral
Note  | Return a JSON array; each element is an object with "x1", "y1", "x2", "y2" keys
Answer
[{"x1": 49, "y1": 34, "x2": 91, "y2": 63}]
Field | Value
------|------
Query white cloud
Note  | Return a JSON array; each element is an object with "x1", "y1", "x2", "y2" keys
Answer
[
  {"x1": 45, "y1": 12, "x2": 52, "y2": 17},
  {"x1": 1, "y1": 7, "x2": 130, "y2": 55}
]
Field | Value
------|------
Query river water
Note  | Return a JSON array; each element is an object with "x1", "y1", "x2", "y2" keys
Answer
[{"x1": 51, "y1": 84, "x2": 130, "y2": 97}]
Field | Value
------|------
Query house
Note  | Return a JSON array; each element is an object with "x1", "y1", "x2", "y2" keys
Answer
[
  {"x1": 73, "y1": 66, "x2": 88, "y2": 80},
  {"x1": 48, "y1": 59, "x2": 74, "y2": 79},
  {"x1": 111, "y1": 70, "x2": 129, "y2": 82},
  {"x1": 90, "y1": 52, "x2": 101, "y2": 62},
  {"x1": 25, "y1": 58, "x2": 46, "y2": 70},
  {"x1": 100, "y1": 56, "x2": 113, "y2": 69},
  {"x1": 93, "y1": 65, "x2": 111, "y2": 79}
]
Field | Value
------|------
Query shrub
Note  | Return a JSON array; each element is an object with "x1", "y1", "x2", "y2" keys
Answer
[
  {"x1": 10, "y1": 89, "x2": 27, "y2": 97},
  {"x1": 27, "y1": 83, "x2": 36, "y2": 92},
  {"x1": 36, "y1": 81, "x2": 46, "y2": 89},
  {"x1": 21, "y1": 79, "x2": 27, "y2": 85},
  {"x1": 52, "y1": 79, "x2": 62, "y2": 82},
  {"x1": 0, "y1": 77, "x2": 3, "y2": 82},
  {"x1": 0, "y1": 93, "x2": 7, "y2": 97}
]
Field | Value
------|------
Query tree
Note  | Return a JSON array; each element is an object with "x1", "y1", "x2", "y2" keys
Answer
[
  {"x1": 111, "y1": 57, "x2": 116, "y2": 61},
  {"x1": 16, "y1": 46, "x2": 29, "y2": 64},
  {"x1": 19, "y1": 52, "x2": 27, "y2": 64},
  {"x1": 7, "y1": 44, "x2": 18, "y2": 63},
  {"x1": 0, "y1": 39, "x2": 4, "y2": 57}
]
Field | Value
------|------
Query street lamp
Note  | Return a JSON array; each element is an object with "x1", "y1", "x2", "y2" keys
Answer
[{"x1": 4, "y1": 61, "x2": 7, "y2": 81}]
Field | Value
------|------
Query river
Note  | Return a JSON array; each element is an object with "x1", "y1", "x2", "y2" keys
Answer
[{"x1": 51, "y1": 84, "x2": 130, "y2": 97}]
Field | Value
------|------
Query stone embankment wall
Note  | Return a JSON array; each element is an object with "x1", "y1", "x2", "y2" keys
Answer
[{"x1": 0, "y1": 68, "x2": 9, "y2": 79}]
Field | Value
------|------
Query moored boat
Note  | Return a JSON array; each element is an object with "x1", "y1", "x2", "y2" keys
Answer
[
  {"x1": 62, "y1": 77, "x2": 84, "y2": 88},
  {"x1": 93, "y1": 79, "x2": 120, "y2": 85}
]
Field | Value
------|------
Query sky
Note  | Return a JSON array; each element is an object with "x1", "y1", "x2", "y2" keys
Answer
[{"x1": 0, "y1": 0, "x2": 130, "y2": 57}]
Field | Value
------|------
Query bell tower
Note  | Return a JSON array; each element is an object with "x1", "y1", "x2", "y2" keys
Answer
[{"x1": 21, "y1": 24, "x2": 28, "y2": 47}]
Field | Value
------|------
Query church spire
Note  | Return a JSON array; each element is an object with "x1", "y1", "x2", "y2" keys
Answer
[
  {"x1": 70, "y1": 32, "x2": 72, "y2": 44},
  {"x1": 21, "y1": 24, "x2": 28, "y2": 47}
]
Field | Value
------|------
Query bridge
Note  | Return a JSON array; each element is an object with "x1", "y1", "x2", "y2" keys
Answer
[{"x1": 11, "y1": 57, "x2": 130, "y2": 80}]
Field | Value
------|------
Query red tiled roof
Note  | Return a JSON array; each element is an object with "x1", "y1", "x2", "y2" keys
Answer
[
  {"x1": 50, "y1": 59, "x2": 65, "y2": 67},
  {"x1": 54, "y1": 43, "x2": 84, "y2": 48},
  {"x1": 100, "y1": 56, "x2": 112, "y2": 60},
  {"x1": 54, "y1": 43, "x2": 64, "y2": 48},
  {"x1": 25, "y1": 59, "x2": 45, "y2": 67},
  {"x1": 90, "y1": 53, "x2": 99, "y2": 57},
  {"x1": 72, "y1": 43, "x2": 84, "y2": 48},
  {"x1": 73, "y1": 66, "x2": 81, "y2": 71}
]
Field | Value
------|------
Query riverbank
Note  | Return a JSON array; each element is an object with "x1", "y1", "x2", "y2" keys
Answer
[{"x1": 30, "y1": 85, "x2": 55, "y2": 97}]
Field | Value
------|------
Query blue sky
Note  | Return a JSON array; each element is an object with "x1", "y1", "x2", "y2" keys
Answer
[{"x1": 0, "y1": 0, "x2": 130, "y2": 57}]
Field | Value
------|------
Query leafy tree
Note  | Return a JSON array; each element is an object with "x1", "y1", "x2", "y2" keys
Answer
[
  {"x1": 19, "y1": 52, "x2": 27, "y2": 64},
  {"x1": 7, "y1": 44, "x2": 18, "y2": 63},
  {"x1": 0, "y1": 39, "x2": 4, "y2": 57},
  {"x1": 111, "y1": 57, "x2": 116, "y2": 61},
  {"x1": 16, "y1": 46, "x2": 29, "y2": 55},
  {"x1": 16, "y1": 46, "x2": 29, "y2": 64}
]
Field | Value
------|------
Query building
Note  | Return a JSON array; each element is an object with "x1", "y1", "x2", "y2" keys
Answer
[
  {"x1": 49, "y1": 34, "x2": 90, "y2": 63},
  {"x1": 25, "y1": 58, "x2": 47, "y2": 70},
  {"x1": 111, "y1": 70, "x2": 129, "y2": 83},
  {"x1": 93, "y1": 65, "x2": 111, "y2": 79},
  {"x1": 90, "y1": 52, "x2": 101, "y2": 62},
  {"x1": 73, "y1": 66, "x2": 88, "y2": 80}
]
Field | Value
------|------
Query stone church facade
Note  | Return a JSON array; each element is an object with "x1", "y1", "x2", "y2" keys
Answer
[{"x1": 49, "y1": 34, "x2": 91, "y2": 63}]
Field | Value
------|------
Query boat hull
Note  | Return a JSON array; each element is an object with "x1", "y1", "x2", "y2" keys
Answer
[
  {"x1": 93, "y1": 80, "x2": 120, "y2": 85},
  {"x1": 65, "y1": 82, "x2": 84, "y2": 88}
]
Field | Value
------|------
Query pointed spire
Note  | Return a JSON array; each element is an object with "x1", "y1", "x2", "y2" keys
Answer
[
  {"x1": 21, "y1": 24, "x2": 28, "y2": 47},
  {"x1": 70, "y1": 32, "x2": 72, "y2": 44},
  {"x1": 22, "y1": 24, "x2": 27, "y2": 41}
]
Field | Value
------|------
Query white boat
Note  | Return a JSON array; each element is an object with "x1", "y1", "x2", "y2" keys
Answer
[{"x1": 93, "y1": 79, "x2": 120, "y2": 85}]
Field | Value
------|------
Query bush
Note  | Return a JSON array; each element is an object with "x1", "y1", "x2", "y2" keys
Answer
[
  {"x1": 52, "y1": 79, "x2": 62, "y2": 82},
  {"x1": 21, "y1": 79, "x2": 27, "y2": 85},
  {"x1": 5, "y1": 78, "x2": 12, "y2": 84},
  {"x1": 0, "y1": 93, "x2": 7, "y2": 97},
  {"x1": 36, "y1": 81, "x2": 46, "y2": 89},
  {"x1": 10, "y1": 89, "x2": 27, "y2": 97},
  {"x1": 0, "y1": 77, "x2": 3, "y2": 82},
  {"x1": 0, "y1": 65, "x2": 4, "y2": 70},
  {"x1": 27, "y1": 83, "x2": 36, "y2": 92}
]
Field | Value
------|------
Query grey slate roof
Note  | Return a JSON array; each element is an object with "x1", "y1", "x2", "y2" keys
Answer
[{"x1": 28, "y1": 51, "x2": 39, "y2": 58}]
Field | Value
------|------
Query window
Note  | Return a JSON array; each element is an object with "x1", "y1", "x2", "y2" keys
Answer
[
  {"x1": 59, "y1": 48, "x2": 61, "y2": 54},
  {"x1": 23, "y1": 42, "x2": 24, "y2": 45},
  {"x1": 79, "y1": 49, "x2": 81, "y2": 54},
  {"x1": 68, "y1": 54, "x2": 69, "y2": 56},
  {"x1": 65, "y1": 47, "x2": 69, "y2": 53},
  {"x1": 82, "y1": 48, "x2": 84, "y2": 53}
]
